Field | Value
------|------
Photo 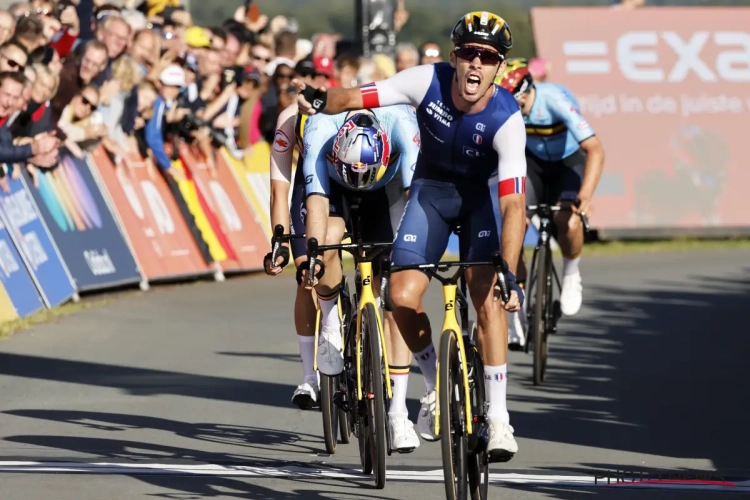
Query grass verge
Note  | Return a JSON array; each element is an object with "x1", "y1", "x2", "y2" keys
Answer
[
  {"x1": 0, "y1": 297, "x2": 114, "y2": 339},
  {"x1": 565, "y1": 237, "x2": 750, "y2": 256}
]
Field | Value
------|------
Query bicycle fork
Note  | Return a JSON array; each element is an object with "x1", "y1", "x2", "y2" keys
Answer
[{"x1": 434, "y1": 284, "x2": 474, "y2": 437}]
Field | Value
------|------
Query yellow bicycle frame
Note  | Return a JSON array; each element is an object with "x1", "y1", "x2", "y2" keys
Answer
[
  {"x1": 313, "y1": 261, "x2": 392, "y2": 401},
  {"x1": 434, "y1": 283, "x2": 474, "y2": 437},
  {"x1": 355, "y1": 261, "x2": 392, "y2": 401}
]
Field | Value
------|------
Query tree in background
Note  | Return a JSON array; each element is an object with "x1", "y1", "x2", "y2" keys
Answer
[{"x1": 190, "y1": 0, "x2": 538, "y2": 59}]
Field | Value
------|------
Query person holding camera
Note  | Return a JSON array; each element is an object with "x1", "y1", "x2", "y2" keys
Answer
[{"x1": 144, "y1": 63, "x2": 189, "y2": 181}]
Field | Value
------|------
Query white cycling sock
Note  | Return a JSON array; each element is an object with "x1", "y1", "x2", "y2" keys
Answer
[
  {"x1": 414, "y1": 344, "x2": 437, "y2": 393},
  {"x1": 485, "y1": 364, "x2": 509, "y2": 423},
  {"x1": 388, "y1": 365, "x2": 410, "y2": 418},
  {"x1": 318, "y1": 290, "x2": 341, "y2": 333},
  {"x1": 562, "y1": 256, "x2": 581, "y2": 277},
  {"x1": 298, "y1": 335, "x2": 317, "y2": 386}
]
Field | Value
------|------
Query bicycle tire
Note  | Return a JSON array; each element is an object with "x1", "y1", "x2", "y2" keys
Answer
[
  {"x1": 338, "y1": 277, "x2": 353, "y2": 445},
  {"x1": 439, "y1": 328, "x2": 468, "y2": 500},
  {"x1": 320, "y1": 374, "x2": 338, "y2": 454},
  {"x1": 363, "y1": 303, "x2": 387, "y2": 489},
  {"x1": 532, "y1": 244, "x2": 549, "y2": 386},
  {"x1": 466, "y1": 323, "x2": 489, "y2": 500}
]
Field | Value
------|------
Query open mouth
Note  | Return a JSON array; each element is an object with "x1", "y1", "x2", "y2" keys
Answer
[{"x1": 465, "y1": 72, "x2": 482, "y2": 96}]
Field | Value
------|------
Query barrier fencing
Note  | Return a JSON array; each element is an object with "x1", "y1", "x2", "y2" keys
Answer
[{"x1": 0, "y1": 139, "x2": 273, "y2": 321}]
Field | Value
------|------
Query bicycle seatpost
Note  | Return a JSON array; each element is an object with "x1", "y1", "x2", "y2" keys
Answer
[
  {"x1": 491, "y1": 251, "x2": 510, "y2": 303},
  {"x1": 271, "y1": 224, "x2": 284, "y2": 263}
]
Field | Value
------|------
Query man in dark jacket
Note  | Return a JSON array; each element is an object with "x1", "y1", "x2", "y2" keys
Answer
[{"x1": 0, "y1": 72, "x2": 58, "y2": 170}]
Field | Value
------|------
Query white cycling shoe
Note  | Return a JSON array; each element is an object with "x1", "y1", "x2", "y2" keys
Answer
[
  {"x1": 417, "y1": 390, "x2": 439, "y2": 442},
  {"x1": 291, "y1": 382, "x2": 319, "y2": 410},
  {"x1": 487, "y1": 417, "x2": 518, "y2": 463},
  {"x1": 317, "y1": 327, "x2": 344, "y2": 376},
  {"x1": 388, "y1": 415, "x2": 420, "y2": 453},
  {"x1": 560, "y1": 272, "x2": 583, "y2": 316}
]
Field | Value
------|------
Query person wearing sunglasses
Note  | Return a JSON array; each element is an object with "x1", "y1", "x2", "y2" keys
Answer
[
  {"x1": 497, "y1": 60, "x2": 604, "y2": 325},
  {"x1": 418, "y1": 41, "x2": 442, "y2": 65},
  {"x1": 57, "y1": 85, "x2": 107, "y2": 159},
  {"x1": 294, "y1": 11, "x2": 526, "y2": 463},
  {"x1": 0, "y1": 41, "x2": 28, "y2": 73}
]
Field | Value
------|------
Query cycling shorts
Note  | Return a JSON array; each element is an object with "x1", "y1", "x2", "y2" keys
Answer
[
  {"x1": 525, "y1": 149, "x2": 585, "y2": 207},
  {"x1": 290, "y1": 165, "x2": 406, "y2": 266},
  {"x1": 390, "y1": 178, "x2": 501, "y2": 270}
]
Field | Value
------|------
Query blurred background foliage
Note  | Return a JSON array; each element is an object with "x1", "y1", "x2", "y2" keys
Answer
[{"x1": 190, "y1": 0, "x2": 750, "y2": 60}]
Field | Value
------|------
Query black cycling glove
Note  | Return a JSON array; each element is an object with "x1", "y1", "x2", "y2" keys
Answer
[
  {"x1": 302, "y1": 86, "x2": 328, "y2": 112},
  {"x1": 499, "y1": 269, "x2": 525, "y2": 307},
  {"x1": 264, "y1": 246, "x2": 290, "y2": 269}
]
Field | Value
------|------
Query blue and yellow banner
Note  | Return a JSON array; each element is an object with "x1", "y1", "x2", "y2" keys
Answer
[{"x1": 20, "y1": 153, "x2": 142, "y2": 291}]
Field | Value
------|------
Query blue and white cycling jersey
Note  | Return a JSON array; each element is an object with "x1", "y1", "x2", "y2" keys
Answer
[
  {"x1": 524, "y1": 82, "x2": 595, "y2": 162},
  {"x1": 303, "y1": 105, "x2": 420, "y2": 197}
]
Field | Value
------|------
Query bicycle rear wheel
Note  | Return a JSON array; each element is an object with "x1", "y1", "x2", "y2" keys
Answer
[
  {"x1": 363, "y1": 303, "x2": 387, "y2": 488},
  {"x1": 466, "y1": 323, "x2": 489, "y2": 500},
  {"x1": 531, "y1": 244, "x2": 550, "y2": 386},
  {"x1": 439, "y1": 328, "x2": 468, "y2": 500}
]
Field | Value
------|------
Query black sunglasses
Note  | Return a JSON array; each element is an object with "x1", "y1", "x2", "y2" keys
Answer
[
  {"x1": 81, "y1": 96, "x2": 98, "y2": 111},
  {"x1": 2, "y1": 55, "x2": 24, "y2": 71},
  {"x1": 454, "y1": 46, "x2": 503, "y2": 65}
]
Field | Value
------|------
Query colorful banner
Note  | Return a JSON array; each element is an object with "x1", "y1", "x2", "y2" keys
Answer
[
  {"x1": 213, "y1": 148, "x2": 270, "y2": 269},
  {"x1": 20, "y1": 152, "x2": 142, "y2": 291},
  {"x1": 226, "y1": 141, "x2": 273, "y2": 242},
  {"x1": 531, "y1": 7, "x2": 750, "y2": 231},
  {"x1": 0, "y1": 170, "x2": 76, "y2": 308},
  {"x1": 169, "y1": 153, "x2": 235, "y2": 267},
  {"x1": 0, "y1": 208, "x2": 44, "y2": 318},
  {"x1": 87, "y1": 146, "x2": 211, "y2": 280}
]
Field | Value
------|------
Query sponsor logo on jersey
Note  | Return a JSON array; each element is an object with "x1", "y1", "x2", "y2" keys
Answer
[
  {"x1": 463, "y1": 146, "x2": 481, "y2": 158},
  {"x1": 476, "y1": 123, "x2": 486, "y2": 132},
  {"x1": 273, "y1": 130, "x2": 291, "y2": 152}
]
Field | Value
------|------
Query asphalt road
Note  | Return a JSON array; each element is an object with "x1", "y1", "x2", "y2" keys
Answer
[{"x1": 0, "y1": 248, "x2": 747, "y2": 499}]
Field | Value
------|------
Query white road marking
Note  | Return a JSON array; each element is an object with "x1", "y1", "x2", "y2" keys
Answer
[{"x1": 0, "y1": 461, "x2": 744, "y2": 492}]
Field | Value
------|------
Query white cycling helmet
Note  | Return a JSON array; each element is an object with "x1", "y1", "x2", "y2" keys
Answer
[{"x1": 330, "y1": 111, "x2": 392, "y2": 191}]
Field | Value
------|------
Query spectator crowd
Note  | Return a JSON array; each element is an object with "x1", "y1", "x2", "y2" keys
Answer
[{"x1": 0, "y1": 0, "x2": 456, "y2": 193}]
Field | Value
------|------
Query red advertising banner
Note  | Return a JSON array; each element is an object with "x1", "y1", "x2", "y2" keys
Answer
[
  {"x1": 178, "y1": 144, "x2": 266, "y2": 271},
  {"x1": 531, "y1": 7, "x2": 750, "y2": 233},
  {"x1": 89, "y1": 143, "x2": 210, "y2": 280}
]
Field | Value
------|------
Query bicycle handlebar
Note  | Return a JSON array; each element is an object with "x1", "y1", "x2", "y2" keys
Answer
[
  {"x1": 381, "y1": 251, "x2": 511, "y2": 311},
  {"x1": 526, "y1": 198, "x2": 591, "y2": 233}
]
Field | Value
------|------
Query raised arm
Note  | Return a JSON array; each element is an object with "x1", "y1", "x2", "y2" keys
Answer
[{"x1": 295, "y1": 64, "x2": 435, "y2": 115}]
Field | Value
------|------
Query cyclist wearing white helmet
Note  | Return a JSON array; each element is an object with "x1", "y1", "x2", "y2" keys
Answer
[{"x1": 300, "y1": 105, "x2": 422, "y2": 453}]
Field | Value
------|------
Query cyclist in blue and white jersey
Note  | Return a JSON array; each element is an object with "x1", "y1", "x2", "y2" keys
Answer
[
  {"x1": 301, "y1": 105, "x2": 424, "y2": 453},
  {"x1": 498, "y1": 61, "x2": 604, "y2": 347},
  {"x1": 295, "y1": 11, "x2": 527, "y2": 462}
]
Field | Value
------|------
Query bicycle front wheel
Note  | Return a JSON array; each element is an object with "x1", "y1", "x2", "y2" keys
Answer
[
  {"x1": 466, "y1": 323, "x2": 489, "y2": 500},
  {"x1": 531, "y1": 243, "x2": 549, "y2": 386},
  {"x1": 439, "y1": 328, "x2": 468, "y2": 500},
  {"x1": 363, "y1": 303, "x2": 387, "y2": 489},
  {"x1": 320, "y1": 373, "x2": 338, "y2": 454}
]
